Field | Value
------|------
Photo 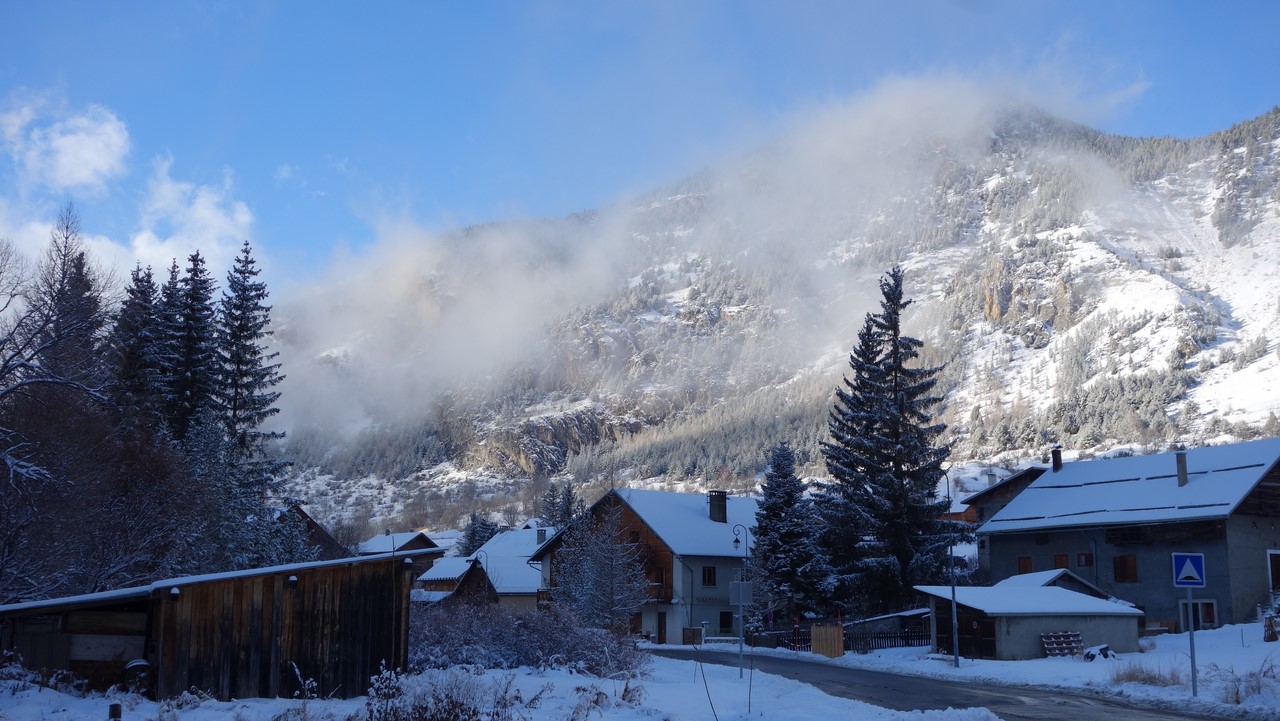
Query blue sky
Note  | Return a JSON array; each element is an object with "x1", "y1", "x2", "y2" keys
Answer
[{"x1": 1, "y1": 1, "x2": 1278, "y2": 288}]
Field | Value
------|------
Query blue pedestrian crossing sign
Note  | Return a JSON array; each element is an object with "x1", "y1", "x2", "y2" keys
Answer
[{"x1": 1172, "y1": 553, "x2": 1206, "y2": 588}]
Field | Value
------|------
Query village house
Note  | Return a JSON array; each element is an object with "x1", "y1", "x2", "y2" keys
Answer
[
  {"x1": 530, "y1": 489, "x2": 757, "y2": 644},
  {"x1": 358, "y1": 529, "x2": 446, "y2": 577},
  {"x1": 973, "y1": 438, "x2": 1280, "y2": 631},
  {"x1": 472, "y1": 525, "x2": 553, "y2": 611},
  {"x1": 414, "y1": 557, "x2": 498, "y2": 606}
]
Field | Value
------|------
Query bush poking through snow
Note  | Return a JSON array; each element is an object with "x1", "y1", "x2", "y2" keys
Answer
[
  {"x1": 359, "y1": 667, "x2": 585, "y2": 721},
  {"x1": 1108, "y1": 660, "x2": 1184, "y2": 687},
  {"x1": 1205, "y1": 657, "x2": 1278, "y2": 704}
]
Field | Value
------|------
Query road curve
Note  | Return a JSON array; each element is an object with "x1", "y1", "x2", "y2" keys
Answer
[{"x1": 649, "y1": 647, "x2": 1226, "y2": 721}]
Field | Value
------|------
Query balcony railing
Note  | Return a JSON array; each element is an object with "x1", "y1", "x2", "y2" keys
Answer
[{"x1": 647, "y1": 583, "x2": 673, "y2": 603}]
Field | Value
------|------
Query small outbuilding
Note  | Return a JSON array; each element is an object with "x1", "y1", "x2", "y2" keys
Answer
[
  {"x1": 915, "y1": 584, "x2": 1144, "y2": 660},
  {"x1": 0, "y1": 553, "x2": 425, "y2": 700}
]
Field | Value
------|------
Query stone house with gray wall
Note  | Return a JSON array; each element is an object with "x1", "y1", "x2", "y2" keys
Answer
[{"x1": 975, "y1": 439, "x2": 1280, "y2": 631}]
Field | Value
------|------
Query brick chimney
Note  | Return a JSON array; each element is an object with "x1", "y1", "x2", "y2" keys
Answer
[
  {"x1": 1176, "y1": 451, "x2": 1189, "y2": 487},
  {"x1": 708, "y1": 490, "x2": 728, "y2": 523}
]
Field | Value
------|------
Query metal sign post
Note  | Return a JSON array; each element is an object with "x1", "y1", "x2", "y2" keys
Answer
[{"x1": 1172, "y1": 552, "x2": 1206, "y2": 698}]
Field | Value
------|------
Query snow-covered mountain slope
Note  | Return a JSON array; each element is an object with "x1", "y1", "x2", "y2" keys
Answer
[{"x1": 273, "y1": 84, "x2": 1280, "y2": 531}]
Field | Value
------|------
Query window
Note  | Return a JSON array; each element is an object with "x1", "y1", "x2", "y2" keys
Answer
[
  {"x1": 1053, "y1": 554, "x2": 1069, "y2": 570},
  {"x1": 1179, "y1": 599, "x2": 1218, "y2": 631},
  {"x1": 1017, "y1": 556, "x2": 1032, "y2": 574},
  {"x1": 702, "y1": 566, "x2": 717, "y2": 587},
  {"x1": 1076, "y1": 552, "x2": 1094, "y2": 567},
  {"x1": 1114, "y1": 554, "x2": 1138, "y2": 583}
]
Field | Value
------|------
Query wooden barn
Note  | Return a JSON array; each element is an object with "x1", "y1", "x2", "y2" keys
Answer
[{"x1": 0, "y1": 553, "x2": 424, "y2": 700}]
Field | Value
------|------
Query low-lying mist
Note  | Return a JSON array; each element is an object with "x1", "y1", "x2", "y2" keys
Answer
[{"x1": 269, "y1": 75, "x2": 1131, "y2": 463}]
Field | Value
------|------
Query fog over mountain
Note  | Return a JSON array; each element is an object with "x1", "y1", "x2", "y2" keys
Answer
[{"x1": 270, "y1": 77, "x2": 1280, "y2": 533}]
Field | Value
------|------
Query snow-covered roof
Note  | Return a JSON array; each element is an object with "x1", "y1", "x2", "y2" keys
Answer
[
  {"x1": 849, "y1": 607, "x2": 929, "y2": 624},
  {"x1": 416, "y1": 557, "x2": 474, "y2": 583},
  {"x1": 357, "y1": 530, "x2": 441, "y2": 554},
  {"x1": 472, "y1": 527, "x2": 549, "y2": 594},
  {"x1": 914, "y1": 585, "x2": 1144, "y2": 617},
  {"x1": 615, "y1": 489, "x2": 758, "y2": 558},
  {"x1": 410, "y1": 589, "x2": 453, "y2": 604},
  {"x1": 994, "y1": 570, "x2": 1072, "y2": 587},
  {"x1": 0, "y1": 553, "x2": 422, "y2": 615},
  {"x1": 979, "y1": 438, "x2": 1280, "y2": 534},
  {"x1": 994, "y1": 569, "x2": 1109, "y2": 598}
]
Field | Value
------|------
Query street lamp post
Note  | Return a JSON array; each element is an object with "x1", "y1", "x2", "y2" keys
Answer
[
  {"x1": 732, "y1": 523, "x2": 751, "y2": 678},
  {"x1": 947, "y1": 473, "x2": 960, "y2": 669}
]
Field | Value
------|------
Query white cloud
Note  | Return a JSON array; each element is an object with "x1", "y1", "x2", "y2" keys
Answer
[
  {"x1": 274, "y1": 163, "x2": 296, "y2": 184},
  {"x1": 130, "y1": 155, "x2": 253, "y2": 274},
  {"x1": 1, "y1": 96, "x2": 130, "y2": 193}
]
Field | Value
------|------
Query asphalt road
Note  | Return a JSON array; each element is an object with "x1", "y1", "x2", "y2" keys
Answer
[{"x1": 650, "y1": 648, "x2": 1227, "y2": 721}]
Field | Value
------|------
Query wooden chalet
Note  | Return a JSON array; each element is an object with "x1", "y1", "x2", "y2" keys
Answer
[
  {"x1": 413, "y1": 557, "x2": 498, "y2": 606},
  {"x1": 0, "y1": 553, "x2": 425, "y2": 700},
  {"x1": 530, "y1": 489, "x2": 758, "y2": 644}
]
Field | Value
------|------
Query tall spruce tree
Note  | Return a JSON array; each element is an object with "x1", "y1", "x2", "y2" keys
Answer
[
  {"x1": 215, "y1": 241, "x2": 286, "y2": 497},
  {"x1": 457, "y1": 512, "x2": 500, "y2": 557},
  {"x1": 819, "y1": 266, "x2": 953, "y2": 614},
  {"x1": 163, "y1": 252, "x2": 218, "y2": 441},
  {"x1": 752, "y1": 441, "x2": 834, "y2": 624},
  {"x1": 107, "y1": 265, "x2": 165, "y2": 428},
  {"x1": 540, "y1": 480, "x2": 585, "y2": 530}
]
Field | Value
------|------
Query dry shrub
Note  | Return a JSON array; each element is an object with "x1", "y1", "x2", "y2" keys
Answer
[
  {"x1": 1109, "y1": 660, "x2": 1184, "y2": 687},
  {"x1": 1206, "y1": 657, "x2": 1278, "y2": 705},
  {"x1": 408, "y1": 603, "x2": 647, "y2": 678}
]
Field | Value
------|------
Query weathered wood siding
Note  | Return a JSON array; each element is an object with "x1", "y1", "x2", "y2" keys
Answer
[{"x1": 150, "y1": 556, "x2": 414, "y2": 700}]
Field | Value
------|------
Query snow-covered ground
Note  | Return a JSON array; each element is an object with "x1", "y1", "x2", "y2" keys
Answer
[{"x1": 3, "y1": 623, "x2": 1276, "y2": 721}]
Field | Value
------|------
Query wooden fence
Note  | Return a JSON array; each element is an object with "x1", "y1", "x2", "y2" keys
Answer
[
  {"x1": 760, "y1": 628, "x2": 931, "y2": 656},
  {"x1": 845, "y1": 630, "x2": 932, "y2": 654}
]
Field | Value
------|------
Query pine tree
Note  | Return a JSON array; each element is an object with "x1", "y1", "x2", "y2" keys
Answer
[
  {"x1": 540, "y1": 480, "x2": 585, "y2": 530},
  {"x1": 458, "y1": 512, "x2": 500, "y2": 557},
  {"x1": 163, "y1": 252, "x2": 218, "y2": 441},
  {"x1": 819, "y1": 266, "x2": 955, "y2": 614},
  {"x1": 107, "y1": 265, "x2": 166, "y2": 428},
  {"x1": 215, "y1": 241, "x2": 286, "y2": 497},
  {"x1": 752, "y1": 441, "x2": 834, "y2": 625}
]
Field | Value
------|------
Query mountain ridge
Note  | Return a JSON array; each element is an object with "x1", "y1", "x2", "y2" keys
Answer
[{"x1": 276, "y1": 96, "x2": 1280, "y2": 533}]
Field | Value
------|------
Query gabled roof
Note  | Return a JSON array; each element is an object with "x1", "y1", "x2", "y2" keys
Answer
[
  {"x1": 417, "y1": 557, "x2": 474, "y2": 583},
  {"x1": 614, "y1": 489, "x2": 757, "y2": 558},
  {"x1": 914, "y1": 585, "x2": 1144, "y2": 617},
  {"x1": 472, "y1": 527, "x2": 549, "y2": 594},
  {"x1": 994, "y1": 568, "x2": 1109, "y2": 599},
  {"x1": 979, "y1": 438, "x2": 1280, "y2": 534},
  {"x1": 994, "y1": 569, "x2": 1078, "y2": 588},
  {"x1": 358, "y1": 530, "x2": 443, "y2": 555},
  {"x1": 961, "y1": 466, "x2": 1047, "y2": 505}
]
